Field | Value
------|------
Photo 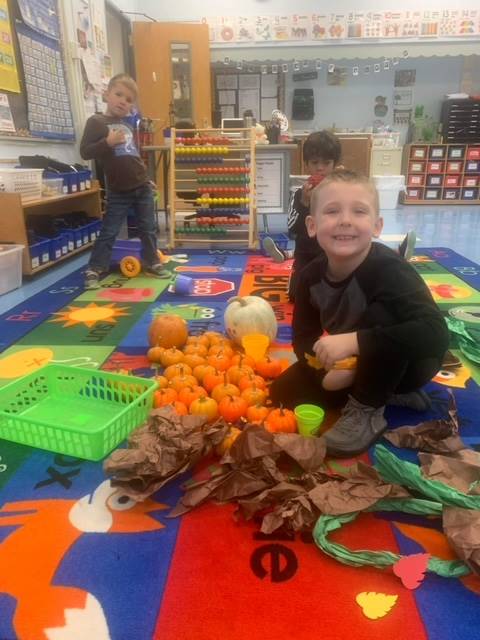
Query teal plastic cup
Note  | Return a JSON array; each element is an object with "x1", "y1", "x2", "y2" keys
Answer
[{"x1": 294, "y1": 404, "x2": 325, "y2": 437}]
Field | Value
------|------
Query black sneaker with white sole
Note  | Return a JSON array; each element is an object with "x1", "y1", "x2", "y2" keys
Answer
[
  {"x1": 144, "y1": 263, "x2": 171, "y2": 278},
  {"x1": 84, "y1": 269, "x2": 101, "y2": 290},
  {"x1": 262, "y1": 237, "x2": 286, "y2": 263}
]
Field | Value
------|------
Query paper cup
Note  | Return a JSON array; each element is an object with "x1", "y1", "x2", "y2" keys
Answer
[
  {"x1": 294, "y1": 404, "x2": 325, "y2": 437},
  {"x1": 174, "y1": 274, "x2": 194, "y2": 295}
]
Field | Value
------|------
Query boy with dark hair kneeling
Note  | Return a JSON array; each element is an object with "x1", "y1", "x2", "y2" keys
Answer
[{"x1": 270, "y1": 170, "x2": 448, "y2": 458}]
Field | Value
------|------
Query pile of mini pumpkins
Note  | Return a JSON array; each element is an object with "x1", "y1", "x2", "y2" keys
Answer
[{"x1": 146, "y1": 312, "x2": 297, "y2": 451}]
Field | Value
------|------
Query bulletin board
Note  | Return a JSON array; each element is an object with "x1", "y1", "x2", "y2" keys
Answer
[
  {"x1": 212, "y1": 67, "x2": 283, "y2": 123},
  {"x1": 0, "y1": 0, "x2": 74, "y2": 140}
]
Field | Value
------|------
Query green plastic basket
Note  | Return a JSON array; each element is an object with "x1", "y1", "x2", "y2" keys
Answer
[{"x1": 0, "y1": 365, "x2": 157, "y2": 461}]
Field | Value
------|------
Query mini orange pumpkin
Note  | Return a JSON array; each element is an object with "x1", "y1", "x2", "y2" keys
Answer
[
  {"x1": 241, "y1": 384, "x2": 267, "y2": 407},
  {"x1": 211, "y1": 381, "x2": 240, "y2": 404},
  {"x1": 182, "y1": 353, "x2": 206, "y2": 370},
  {"x1": 230, "y1": 353, "x2": 256, "y2": 369},
  {"x1": 159, "y1": 347, "x2": 185, "y2": 368},
  {"x1": 246, "y1": 403, "x2": 270, "y2": 424},
  {"x1": 208, "y1": 344, "x2": 234, "y2": 359},
  {"x1": 256, "y1": 356, "x2": 283, "y2": 379},
  {"x1": 147, "y1": 346, "x2": 165, "y2": 363},
  {"x1": 172, "y1": 400, "x2": 188, "y2": 416},
  {"x1": 183, "y1": 343, "x2": 208, "y2": 358},
  {"x1": 218, "y1": 395, "x2": 248, "y2": 423},
  {"x1": 153, "y1": 387, "x2": 178, "y2": 408},
  {"x1": 186, "y1": 335, "x2": 210, "y2": 347},
  {"x1": 155, "y1": 375, "x2": 169, "y2": 389},
  {"x1": 193, "y1": 363, "x2": 216, "y2": 384},
  {"x1": 148, "y1": 314, "x2": 188, "y2": 348},
  {"x1": 216, "y1": 426, "x2": 242, "y2": 456},
  {"x1": 189, "y1": 395, "x2": 219, "y2": 422},
  {"x1": 169, "y1": 373, "x2": 198, "y2": 393},
  {"x1": 264, "y1": 407, "x2": 297, "y2": 433},
  {"x1": 203, "y1": 331, "x2": 225, "y2": 347},
  {"x1": 203, "y1": 369, "x2": 226, "y2": 393},
  {"x1": 207, "y1": 352, "x2": 232, "y2": 372},
  {"x1": 178, "y1": 385, "x2": 207, "y2": 408},
  {"x1": 226, "y1": 364, "x2": 255, "y2": 385},
  {"x1": 238, "y1": 373, "x2": 267, "y2": 392},
  {"x1": 163, "y1": 363, "x2": 192, "y2": 381}
]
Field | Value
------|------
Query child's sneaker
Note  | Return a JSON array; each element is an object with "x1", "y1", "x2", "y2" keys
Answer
[
  {"x1": 262, "y1": 237, "x2": 287, "y2": 262},
  {"x1": 144, "y1": 263, "x2": 171, "y2": 278},
  {"x1": 322, "y1": 395, "x2": 387, "y2": 458},
  {"x1": 387, "y1": 389, "x2": 431, "y2": 411},
  {"x1": 84, "y1": 269, "x2": 101, "y2": 290},
  {"x1": 398, "y1": 230, "x2": 416, "y2": 261}
]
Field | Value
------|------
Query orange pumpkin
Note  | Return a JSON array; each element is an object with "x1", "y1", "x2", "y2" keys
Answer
[
  {"x1": 186, "y1": 335, "x2": 210, "y2": 347},
  {"x1": 173, "y1": 400, "x2": 188, "y2": 416},
  {"x1": 208, "y1": 344, "x2": 234, "y2": 359},
  {"x1": 189, "y1": 396, "x2": 219, "y2": 422},
  {"x1": 218, "y1": 395, "x2": 248, "y2": 423},
  {"x1": 207, "y1": 352, "x2": 232, "y2": 372},
  {"x1": 147, "y1": 346, "x2": 165, "y2": 363},
  {"x1": 246, "y1": 404, "x2": 271, "y2": 424},
  {"x1": 153, "y1": 387, "x2": 178, "y2": 408},
  {"x1": 155, "y1": 375, "x2": 169, "y2": 389},
  {"x1": 264, "y1": 407, "x2": 297, "y2": 433},
  {"x1": 159, "y1": 347, "x2": 185, "y2": 368},
  {"x1": 216, "y1": 426, "x2": 242, "y2": 456},
  {"x1": 182, "y1": 353, "x2": 206, "y2": 370},
  {"x1": 183, "y1": 343, "x2": 208, "y2": 358},
  {"x1": 193, "y1": 363, "x2": 216, "y2": 384},
  {"x1": 178, "y1": 385, "x2": 207, "y2": 408},
  {"x1": 256, "y1": 356, "x2": 283, "y2": 379},
  {"x1": 226, "y1": 364, "x2": 254, "y2": 385},
  {"x1": 203, "y1": 331, "x2": 225, "y2": 347},
  {"x1": 148, "y1": 314, "x2": 188, "y2": 348},
  {"x1": 241, "y1": 384, "x2": 267, "y2": 407},
  {"x1": 211, "y1": 381, "x2": 240, "y2": 404},
  {"x1": 169, "y1": 373, "x2": 198, "y2": 393},
  {"x1": 230, "y1": 354, "x2": 256, "y2": 369},
  {"x1": 164, "y1": 363, "x2": 192, "y2": 381},
  {"x1": 238, "y1": 373, "x2": 267, "y2": 392},
  {"x1": 203, "y1": 369, "x2": 225, "y2": 393}
]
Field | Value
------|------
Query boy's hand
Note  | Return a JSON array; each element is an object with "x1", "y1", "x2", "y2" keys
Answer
[
  {"x1": 313, "y1": 332, "x2": 359, "y2": 371},
  {"x1": 106, "y1": 128, "x2": 126, "y2": 147}
]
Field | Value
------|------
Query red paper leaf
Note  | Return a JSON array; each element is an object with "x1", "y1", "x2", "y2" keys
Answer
[{"x1": 393, "y1": 553, "x2": 430, "y2": 589}]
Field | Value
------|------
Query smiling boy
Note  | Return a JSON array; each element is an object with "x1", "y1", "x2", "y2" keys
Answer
[{"x1": 270, "y1": 170, "x2": 449, "y2": 457}]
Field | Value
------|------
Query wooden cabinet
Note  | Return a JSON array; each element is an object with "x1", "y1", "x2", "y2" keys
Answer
[
  {"x1": 0, "y1": 183, "x2": 102, "y2": 275},
  {"x1": 403, "y1": 143, "x2": 480, "y2": 204}
]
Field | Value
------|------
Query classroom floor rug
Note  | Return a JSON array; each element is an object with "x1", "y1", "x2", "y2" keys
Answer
[{"x1": 0, "y1": 245, "x2": 480, "y2": 640}]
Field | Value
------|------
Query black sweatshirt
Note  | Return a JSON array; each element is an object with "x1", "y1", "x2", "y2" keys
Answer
[
  {"x1": 293, "y1": 242, "x2": 449, "y2": 365},
  {"x1": 80, "y1": 114, "x2": 147, "y2": 192},
  {"x1": 287, "y1": 187, "x2": 323, "y2": 265}
]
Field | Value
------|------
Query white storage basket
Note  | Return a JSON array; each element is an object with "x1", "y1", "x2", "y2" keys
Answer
[{"x1": 0, "y1": 168, "x2": 43, "y2": 201}]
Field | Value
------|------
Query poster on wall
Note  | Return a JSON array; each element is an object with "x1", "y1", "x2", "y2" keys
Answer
[
  {"x1": 17, "y1": 0, "x2": 60, "y2": 40},
  {"x1": 17, "y1": 23, "x2": 74, "y2": 139},
  {"x1": 236, "y1": 16, "x2": 254, "y2": 42},
  {"x1": 0, "y1": 0, "x2": 20, "y2": 92},
  {"x1": 0, "y1": 92, "x2": 15, "y2": 131},
  {"x1": 383, "y1": 12, "x2": 403, "y2": 38},
  {"x1": 311, "y1": 14, "x2": 328, "y2": 40},
  {"x1": 346, "y1": 12, "x2": 366, "y2": 38},
  {"x1": 255, "y1": 16, "x2": 273, "y2": 42},
  {"x1": 290, "y1": 15, "x2": 311, "y2": 40}
]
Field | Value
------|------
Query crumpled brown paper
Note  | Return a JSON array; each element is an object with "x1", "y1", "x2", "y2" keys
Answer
[
  {"x1": 169, "y1": 425, "x2": 410, "y2": 533},
  {"x1": 443, "y1": 506, "x2": 480, "y2": 575},
  {"x1": 419, "y1": 450, "x2": 480, "y2": 494},
  {"x1": 103, "y1": 407, "x2": 229, "y2": 501}
]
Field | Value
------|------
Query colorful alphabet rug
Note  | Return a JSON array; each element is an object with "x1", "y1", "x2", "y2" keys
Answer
[{"x1": 0, "y1": 245, "x2": 479, "y2": 640}]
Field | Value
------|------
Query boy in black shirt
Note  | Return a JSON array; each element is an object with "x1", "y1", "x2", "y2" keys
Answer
[
  {"x1": 80, "y1": 73, "x2": 167, "y2": 289},
  {"x1": 270, "y1": 170, "x2": 448, "y2": 457}
]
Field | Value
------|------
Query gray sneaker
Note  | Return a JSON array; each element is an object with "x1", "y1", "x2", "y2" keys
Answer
[
  {"x1": 144, "y1": 263, "x2": 171, "y2": 278},
  {"x1": 323, "y1": 395, "x2": 387, "y2": 458},
  {"x1": 387, "y1": 389, "x2": 431, "y2": 411},
  {"x1": 84, "y1": 269, "x2": 101, "y2": 290},
  {"x1": 262, "y1": 236, "x2": 285, "y2": 262}
]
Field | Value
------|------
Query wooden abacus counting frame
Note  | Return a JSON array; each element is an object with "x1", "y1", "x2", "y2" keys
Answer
[{"x1": 168, "y1": 127, "x2": 257, "y2": 248}]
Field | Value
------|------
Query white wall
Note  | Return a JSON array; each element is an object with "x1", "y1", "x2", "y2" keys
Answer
[{"x1": 285, "y1": 56, "x2": 464, "y2": 137}]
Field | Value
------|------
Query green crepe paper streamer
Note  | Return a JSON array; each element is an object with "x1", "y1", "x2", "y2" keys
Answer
[
  {"x1": 374, "y1": 445, "x2": 480, "y2": 510},
  {"x1": 445, "y1": 317, "x2": 480, "y2": 364},
  {"x1": 313, "y1": 502, "x2": 470, "y2": 578}
]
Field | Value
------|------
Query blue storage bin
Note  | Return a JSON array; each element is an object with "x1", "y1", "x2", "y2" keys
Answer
[
  {"x1": 59, "y1": 233, "x2": 68, "y2": 255},
  {"x1": 44, "y1": 171, "x2": 80, "y2": 194},
  {"x1": 49, "y1": 236, "x2": 64, "y2": 261},
  {"x1": 77, "y1": 169, "x2": 92, "y2": 191},
  {"x1": 259, "y1": 232, "x2": 289, "y2": 256},
  {"x1": 73, "y1": 228, "x2": 84, "y2": 249},
  {"x1": 30, "y1": 237, "x2": 51, "y2": 270},
  {"x1": 62, "y1": 230, "x2": 74, "y2": 253},
  {"x1": 82, "y1": 224, "x2": 90, "y2": 246},
  {"x1": 88, "y1": 220, "x2": 101, "y2": 243}
]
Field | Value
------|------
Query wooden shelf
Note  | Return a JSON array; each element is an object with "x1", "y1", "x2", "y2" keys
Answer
[
  {"x1": 0, "y1": 181, "x2": 102, "y2": 275},
  {"x1": 23, "y1": 185, "x2": 101, "y2": 208}
]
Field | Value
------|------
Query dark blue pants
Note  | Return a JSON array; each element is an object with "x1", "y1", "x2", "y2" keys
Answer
[{"x1": 88, "y1": 184, "x2": 158, "y2": 273}]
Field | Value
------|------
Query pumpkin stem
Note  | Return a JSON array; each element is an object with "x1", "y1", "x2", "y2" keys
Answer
[{"x1": 227, "y1": 296, "x2": 247, "y2": 307}]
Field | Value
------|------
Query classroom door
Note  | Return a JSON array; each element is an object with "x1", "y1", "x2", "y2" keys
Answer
[{"x1": 133, "y1": 22, "x2": 212, "y2": 140}]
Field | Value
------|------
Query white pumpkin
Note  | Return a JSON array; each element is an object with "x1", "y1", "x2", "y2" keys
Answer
[{"x1": 224, "y1": 296, "x2": 277, "y2": 344}]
